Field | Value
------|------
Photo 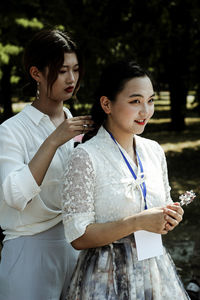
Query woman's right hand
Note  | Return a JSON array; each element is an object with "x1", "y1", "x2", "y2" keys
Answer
[
  {"x1": 136, "y1": 207, "x2": 168, "y2": 235},
  {"x1": 48, "y1": 115, "x2": 94, "y2": 148},
  {"x1": 28, "y1": 115, "x2": 94, "y2": 186}
]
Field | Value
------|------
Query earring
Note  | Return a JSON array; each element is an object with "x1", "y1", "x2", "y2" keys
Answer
[{"x1": 36, "y1": 82, "x2": 40, "y2": 100}]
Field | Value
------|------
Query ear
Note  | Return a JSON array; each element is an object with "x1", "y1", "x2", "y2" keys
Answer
[
  {"x1": 29, "y1": 66, "x2": 42, "y2": 82},
  {"x1": 100, "y1": 96, "x2": 112, "y2": 114}
]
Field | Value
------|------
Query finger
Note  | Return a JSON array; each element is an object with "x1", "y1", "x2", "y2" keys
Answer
[
  {"x1": 166, "y1": 205, "x2": 184, "y2": 216},
  {"x1": 176, "y1": 206, "x2": 184, "y2": 216},
  {"x1": 72, "y1": 115, "x2": 93, "y2": 121},
  {"x1": 165, "y1": 223, "x2": 174, "y2": 231},
  {"x1": 167, "y1": 210, "x2": 182, "y2": 222},
  {"x1": 164, "y1": 208, "x2": 178, "y2": 218},
  {"x1": 164, "y1": 215, "x2": 179, "y2": 226},
  {"x1": 71, "y1": 126, "x2": 94, "y2": 135},
  {"x1": 161, "y1": 229, "x2": 168, "y2": 235},
  {"x1": 166, "y1": 204, "x2": 179, "y2": 211},
  {"x1": 70, "y1": 120, "x2": 94, "y2": 128}
]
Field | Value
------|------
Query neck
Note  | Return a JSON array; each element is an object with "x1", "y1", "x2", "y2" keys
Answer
[
  {"x1": 32, "y1": 98, "x2": 64, "y2": 118},
  {"x1": 104, "y1": 122, "x2": 135, "y2": 154},
  {"x1": 32, "y1": 98, "x2": 66, "y2": 127}
]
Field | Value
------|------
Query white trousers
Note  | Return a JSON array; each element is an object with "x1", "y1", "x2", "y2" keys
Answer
[{"x1": 0, "y1": 222, "x2": 79, "y2": 300}]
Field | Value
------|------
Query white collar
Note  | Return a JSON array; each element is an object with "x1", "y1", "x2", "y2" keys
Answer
[{"x1": 23, "y1": 104, "x2": 71, "y2": 126}]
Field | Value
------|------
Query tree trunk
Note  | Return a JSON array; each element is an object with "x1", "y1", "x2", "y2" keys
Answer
[
  {"x1": 194, "y1": 85, "x2": 200, "y2": 114},
  {"x1": 1, "y1": 64, "x2": 13, "y2": 121},
  {"x1": 169, "y1": 77, "x2": 187, "y2": 131}
]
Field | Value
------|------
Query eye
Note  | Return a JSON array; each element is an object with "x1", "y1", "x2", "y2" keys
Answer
[
  {"x1": 130, "y1": 99, "x2": 140, "y2": 104},
  {"x1": 73, "y1": 68, "x2": 79, "y2": 72},
  {"x1": 59, "y1": 70, "x2": 66, "y2": 74},
  {"x1": 148, "y1": 98, "x2": 154, "y2": 103}
]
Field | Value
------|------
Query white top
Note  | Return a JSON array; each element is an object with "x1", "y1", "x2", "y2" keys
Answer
[
  {"x1": 62, "y1": 126, "x2": 173, "y2": 243},
  {"x1": 0, "y1": 104, "x2": 74, "y2": 240}
]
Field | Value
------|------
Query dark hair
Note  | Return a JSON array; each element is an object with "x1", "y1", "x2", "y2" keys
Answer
[
  {"x1": 23, "y1": 28, "x2": 83, "y2": 95},
  {"x1": 83, "y1": 60, "x2": 151, "y2": 142}
]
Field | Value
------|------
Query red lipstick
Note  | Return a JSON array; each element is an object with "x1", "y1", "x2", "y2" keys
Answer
[
  {"x1": 65, "y1": 86, "x2": 74, "y2": 93},
  {"x1": 135, "y1": 120, "x2": 146, "y2": 125}
]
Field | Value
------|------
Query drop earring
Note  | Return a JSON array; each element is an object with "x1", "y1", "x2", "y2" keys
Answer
[{"x1": 36, "y1": 82, "x2": 40, "y2": 100}]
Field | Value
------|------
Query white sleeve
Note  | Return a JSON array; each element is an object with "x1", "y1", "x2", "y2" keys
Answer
[
  {"x1": 0, "y1": 125, "x2": 41, "y2": 211},
  {"x1": 160, "y1": 145, "x2": 173, "y2": 204},
  {"x1": 62, "y1": 147, "x2": 95, "y2": 243}
]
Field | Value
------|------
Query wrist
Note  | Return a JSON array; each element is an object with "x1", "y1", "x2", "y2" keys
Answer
[
  {"x1": 45, "y1": 134, "x2": 59, "y2": 151},
  {"x1": 123, "y1": 214, "x2": 141, "y2": 233}
]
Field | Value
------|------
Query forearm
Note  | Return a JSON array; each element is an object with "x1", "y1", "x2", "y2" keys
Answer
[
  {"x1": 71, "y1": 207, "x2": 168, "y2": 250},
  {"x1": 71, "y1": 215, "x2": 140, "y2": 250},
  {"x1": 28, "y1": 135, "x2": 58, "y2": 186}
]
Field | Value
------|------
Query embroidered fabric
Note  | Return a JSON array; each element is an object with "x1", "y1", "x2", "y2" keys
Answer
[
  {"x1": 62, "y1": 148, "x2": 95, "y2": 242},
  {"x1": 161, "y1": 147, "x2": 172, "y2": 203}
]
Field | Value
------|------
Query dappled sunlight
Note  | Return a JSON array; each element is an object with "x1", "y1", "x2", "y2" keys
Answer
[{"x1": 161, "y1": 139, "x2": 200, "y2": 153}]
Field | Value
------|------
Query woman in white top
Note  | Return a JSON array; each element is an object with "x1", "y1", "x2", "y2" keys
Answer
[
  {"x1": 62, "y1": 61, "x2": 190, "y2": 299},
  {"x1": 0, "y1": 28, "x2": 93, "y2": 300}
]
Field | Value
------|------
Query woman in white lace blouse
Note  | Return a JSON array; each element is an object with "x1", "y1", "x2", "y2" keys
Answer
[{"x1": 62, "y1": 61, "x2": 190, "y2": 299}]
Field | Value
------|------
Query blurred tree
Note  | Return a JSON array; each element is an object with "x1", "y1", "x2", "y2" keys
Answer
[
  {"x1": 150, "y1": 0, "x2": 199, "y2": 130},
  {"x1": 60, "y1": 0, "x2": 200, "y2": 129},
  {"x1": 0, "y1": 0, "x2": 45, "y2": 120},
  {"x1": 0, "y1": 0, "x2": 200, "y2": 129},
  {"x1": 0, "y1": 45, "x2": 23, "y2": 118}
]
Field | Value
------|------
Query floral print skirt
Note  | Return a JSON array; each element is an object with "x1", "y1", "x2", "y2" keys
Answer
[{"x1": 66, "y1": 235, "x2": 190, "y2": 300}]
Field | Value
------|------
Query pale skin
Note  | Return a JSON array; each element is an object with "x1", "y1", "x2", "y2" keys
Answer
[
  {"x1": 28, "y1": 52, "x2": 93, "y2": 186},
  {"x1": 71, "y1": 76, "x2": 184, "y2": 250}
]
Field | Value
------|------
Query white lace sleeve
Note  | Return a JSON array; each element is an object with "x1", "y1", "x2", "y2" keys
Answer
[
  {"x1": 62, "y1": 147, "x2": 95, "y2": 243},
  {"x1": 160, "y1": 146, "x2": 173, "y2": 204}
]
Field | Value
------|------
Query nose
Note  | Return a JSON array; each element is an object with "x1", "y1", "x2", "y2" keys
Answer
[
  {"x1": 139, "y1": 103, "x2": 149, "y2": 116},
  {"x1": 66, "y1": 70, "x2": 75, "y2": 84}
]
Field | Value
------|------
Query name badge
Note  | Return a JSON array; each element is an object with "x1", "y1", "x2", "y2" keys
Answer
[{"x1": 134, "y1": 230, "x2": 164, "y2": 261}]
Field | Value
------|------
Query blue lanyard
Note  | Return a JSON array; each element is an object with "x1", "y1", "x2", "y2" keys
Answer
[{"x1": 108, "y1": 131, "x2": 147, "y2": 209}]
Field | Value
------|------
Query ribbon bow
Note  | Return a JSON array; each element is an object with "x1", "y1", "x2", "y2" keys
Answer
[{"x1": 122, "y1": 172, "x2": 146, "y2": 201}]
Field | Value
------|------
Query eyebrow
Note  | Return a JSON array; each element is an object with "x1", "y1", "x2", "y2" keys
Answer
[
  {"x1": 62, "y1": 64, "x2": 79, "y2": 68},
  {"x1": 129, "y1": 93, "x2": 155, "y2": 98}
]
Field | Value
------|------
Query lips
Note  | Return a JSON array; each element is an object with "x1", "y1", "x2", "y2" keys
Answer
[
  {"x1": 65, "y1": 86, "x2": 74, "y2": 93},
  {"x1": 135, "y1": 119, "x2": 146, "y2": 125}
]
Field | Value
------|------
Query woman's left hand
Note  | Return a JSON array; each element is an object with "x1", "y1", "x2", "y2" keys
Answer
[{"x1": 163, "y1": 202, "x2": 184, "y2": 231}]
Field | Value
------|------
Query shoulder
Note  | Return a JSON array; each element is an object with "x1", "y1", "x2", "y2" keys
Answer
[
  {"x1": 77, "y1": 133, "x2": 99, "y2": 153},
  {"x1": 65, "y1": 145, "x2": 96, "y2": 179},
  {"x1": 0, "y1": 106, "x2": 37, "y2": 147},
  {"x1": 136, "y1": 135, "x2": 165, "y2": 157},
  {"x1": 68, "y1": 138, "x2": 99, "y2": 172},
  {"x1": 1, "y1": 110, "x2": 24, "y2": 127},
  {"x1": 136, "y1": 135, "x2": 163, "y2": 149},
  {"x1": 0, "y1": 104, "x2": 34, "y2": 128},
  {"x1": 73, "y1": 142, "x2": 95, "y2": 163},
  {"x1": 0, "y1": 110, "x2": 26, "y2": 137}
]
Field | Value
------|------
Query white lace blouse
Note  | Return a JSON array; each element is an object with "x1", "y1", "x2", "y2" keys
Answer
[{"x1": 62, "y1": 126, "x2": 173, "y2": 243}]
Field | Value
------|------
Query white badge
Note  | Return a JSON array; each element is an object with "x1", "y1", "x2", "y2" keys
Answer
[{"x1": 134, "y1": 230, "x2": 164, "y2": 261}]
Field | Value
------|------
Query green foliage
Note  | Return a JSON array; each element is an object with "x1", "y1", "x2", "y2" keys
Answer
[
  {"x1": 10, "y1": 75, "x2": 20, "y2": 84},
  {"x1": 0, "y1": 44, "x2": 23, "y2": 65},
  {"x1": 15, "y1": 17, "x2": 43, "y2": 29},
  {"x1": 54, "y1": 24, "x2": 65, "y2": 31}
]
